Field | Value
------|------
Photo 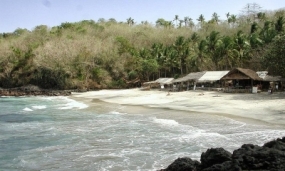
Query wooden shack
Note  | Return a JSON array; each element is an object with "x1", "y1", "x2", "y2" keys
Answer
[{"x1": 221, "y1": 68, "x2": 262, "y2": 93}]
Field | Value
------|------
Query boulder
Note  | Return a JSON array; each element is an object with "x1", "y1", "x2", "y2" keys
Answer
[
  {"x1": 160, "y1": 137, "x2": 285, "y2": 171},
  {"x1": 232, "y1": 140, "x2": 285, "y2": 170},
  {"x1": 162, "y1": 157, "x2": 200, "y2": 171},
  {"x1": 200, "y1": 148, "x2": 232, "y2": 169}
]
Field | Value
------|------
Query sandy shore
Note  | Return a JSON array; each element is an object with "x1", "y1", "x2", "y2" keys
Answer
[{"x1": 71, "y1": 89, "x2": 285, "y2": 125}]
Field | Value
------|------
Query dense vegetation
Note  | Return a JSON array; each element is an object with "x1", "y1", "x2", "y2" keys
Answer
[{"x1": 0, "y1": 3, "x2": 284, "y2": 89}]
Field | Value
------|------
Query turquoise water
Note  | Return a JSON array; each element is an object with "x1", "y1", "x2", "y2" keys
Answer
[{"x1": 1, "y1": 96, "x2": 285, "y2": 171}]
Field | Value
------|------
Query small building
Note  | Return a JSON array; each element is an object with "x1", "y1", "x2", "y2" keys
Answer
[
  {"x1": 142, "y1": 78, "x2": 174, "y2": 90},
  {"x1": 197, "y1": 71, "x2": 229, "y2": 91},
  {"x1": 256, "y1": 71, "x2": 281, "y2": 91},
  {"x1": 221, "y1": 68, "x2": 262, "y2": 93},
  {"x1": 172, "y1": 71, "x2": 206, "y2": 91}
]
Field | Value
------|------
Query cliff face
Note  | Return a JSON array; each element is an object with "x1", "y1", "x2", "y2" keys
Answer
[{"x1": 159, "y1": 137, "x2": 285, "y2": 171}]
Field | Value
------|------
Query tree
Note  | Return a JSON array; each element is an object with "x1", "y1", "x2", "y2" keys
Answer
[
  {"x1": 108, "y1": 18, "x2": 117, "y2": 23},
  {"x1": 156, "y1": 18, "x2": 166, "y2": 27},
  {"x1": 191, "y1": 39, "x2": 208, "y2": 71},
  {"x1": 211, "y1": 12, "x2": 220, "y2": 24},
  {"x1": 262, "y1": 34, "x2": 285, "y2": 77},
  {"x1": 173, "y1": 36, "x2": 190, "y2": 75},
  {"x1": 207, "y1": 31, "x2": 222, "y2": 69},
  {"x1": 240, "y1": 3, "x2": 262, "y2": 23},
  {"x1": 174, "y1": 15, "x2": 179, "y2": 27},
  {"x1": 228, "y1": 15, "x2": 237, "y2": 27},
  {"x1": 233, "y1": 31, "x2": 251, "y2": 67},
  {"x1": 275, "y1": 16, "x2": 284, "y2": 33},
  {"x1": 127, "y1": 17, "x2": 134, "y2": 26},
  {"x1": 257, "y1": 12, "x2": 266, "y2": 22},
  {"x1": 197, "y1": 14, "x2": 205, "y2": 28},
  {"x1": 260, "y1": 21, "x2": 276, "y2": 43},
  {"x1": 219, "y1": 36, "x2": 238, "y2": 69},
  {"x1": 226, "y1": 12, "x2": 230, "y2": 19},
  {"x1": 184, "y1": 17, "x2": 189, "y2": 27}
]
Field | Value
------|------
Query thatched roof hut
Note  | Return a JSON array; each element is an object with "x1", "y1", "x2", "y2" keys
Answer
[
  {"x1": 143, "y1": 78, "x2": 174, "y2": 86},
  {"x1": 221, "y1": 68, "x2": 262, "y2": 81},
  {"x1": 256, "y1": 71, "x2": 281, "y2": 82},
  {"x1": 172, "y1": 71, "x2": 206, "y2": 83}
]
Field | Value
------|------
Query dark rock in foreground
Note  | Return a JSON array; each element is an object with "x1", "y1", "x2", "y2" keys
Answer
[
  {"x1": 159, "y1": 137, "x2": 285, "y2": 171},
  {"x1": 0, "y1": 84, "x2": 72, "y2": 96}
]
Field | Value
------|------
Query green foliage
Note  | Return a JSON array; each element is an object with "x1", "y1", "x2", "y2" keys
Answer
[
  {"x1": 108, "y1": 78, "x2": 127, "y2": 89},
  {"x1": 262, "y1": 34, "x2": 285, "y2": 77}
]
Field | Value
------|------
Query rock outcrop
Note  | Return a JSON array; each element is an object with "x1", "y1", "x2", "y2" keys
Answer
[
  {"x1": 0, "y1": 85, "x2": 72, "y2": 96},
  {"x1": 159, "y1": 137, "x2": 285, "y2": 171}
]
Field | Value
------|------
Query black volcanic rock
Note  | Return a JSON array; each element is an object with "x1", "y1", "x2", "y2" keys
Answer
[
  {"x1": 160, "y1": 137, "x2": 285, "y2": 171},
  {"x1": 200, "y1": 148, "x2": 232, "y2": 169},
  {"x1": 0, "y1": 85, "x2": 72, "y2": 96},
  {"x1": 161, "y1": 157, "x2": 201, "y2": 171}
]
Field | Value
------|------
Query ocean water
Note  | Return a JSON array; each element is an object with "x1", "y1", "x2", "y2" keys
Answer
[{"x1": 1, "y1": 96, "x2": 285, "y2": 171}]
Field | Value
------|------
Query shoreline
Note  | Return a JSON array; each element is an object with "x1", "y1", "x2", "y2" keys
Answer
[{"x1": 71, "y1": 88, "x2": 285, "y2": 125}]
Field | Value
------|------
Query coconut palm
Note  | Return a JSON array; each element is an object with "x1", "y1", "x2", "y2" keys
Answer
[
  {"x1": 275, "y1": 16, "x2": 284, "y2": 33},
  {"x1": 127, "y1": 17, "x2": 134, "y2": 26},
  {"x1": 174, "y1": 15, "x2": 179, "y2": 27},
  {"x1": 212, "y1": 12, "x2": 220, "y2": 24},
  {"x1": 233, "y1": 31, "x2": 251, "y2": 67},
  {"x1": 219, "y1": 36, "x2": 238, "y2": 69},
  {"x1": 197, "y1": 14, "x2": 205, "y2": 28}
]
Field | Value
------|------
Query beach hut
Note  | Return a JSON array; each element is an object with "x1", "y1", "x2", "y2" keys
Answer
[
  {"x1": 142, "y1": 78, "x2": 174, "y2": 90},
  {"x1": 197, "y1": 71, "x2": 229, "y2": 91},
  {"x1": 172, "y1": 71, "x2": 206, "y2": 91},
  {"x1": 221, "y1": 68, "x2": 262, "y2": 93},
  {"x1": 256, "y1": 71, "x2": 281, "y2": 91}
]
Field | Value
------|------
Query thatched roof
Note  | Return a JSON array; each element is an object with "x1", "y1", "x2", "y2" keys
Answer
[
  {"x1": 256, "y1": 71, "x2": 281, "y2": 82},
  {"x1": 143, "y1": 78, "x2": 174, "y2": 86},
  {"x1": 221, "y1": 68, "x2": 262, "y2": 81},
  {"x1": 173, "y1": 71, "x2": 206, "y2": 83}
]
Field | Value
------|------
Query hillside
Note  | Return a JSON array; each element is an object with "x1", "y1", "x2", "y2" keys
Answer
[{"x1": 0, "y1": 8, "x2": 284, "y2": 90}]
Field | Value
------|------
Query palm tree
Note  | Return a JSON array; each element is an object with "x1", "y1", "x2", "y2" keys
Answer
[
  {"x1": 184, "y1": 17, "x2": 189, "y2": 27},
  {"x1": 250, "y1": 22, "x2": 259, "y2": 33},
  {"x1": 179, "y1": 20, "x2": 184, "y2": 28},
  {"x1": 212, "y1": 12, "x2": 220, "y2": 24},
  {"x1": 260, "y1": 21, "x2": 276, "y2": 43},
  {"x1": 127, "y1": 17, "x2": 134, "y2": 26},
  {"x1": 207, "y1": 31, "x2": 222, "y2": 69},
  {"x1": 226, "y1": 12, "x2": 230, "y2": 19},
  {"x1": 174, "y1": 15, "x2": 179, "y2": 27},
  {"x1": 173, "y1": 36, "x2": 190, "y2": 75},
  {"x1": 233, "y1": 31, "x2": 251, "y2": 67},
  {"x1": 197, "y1": 14, "x2": 205, "y2": 28},
  {"x1": 257, "y1": 12, "x2": 266, "y2": 22},
  {"x1": 191, "y1": 39, "x2": 208, "y2": 71},
  {"x1": 275, "y1": 16, "x2": 284, "y2": 33},
  {"x1": 228, "y1": 15, "x2": 237, "y2": 27},
  {"x1": 188, "y1": 18, "x2": 195, "y2": 29}
]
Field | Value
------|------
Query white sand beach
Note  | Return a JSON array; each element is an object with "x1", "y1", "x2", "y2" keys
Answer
[{"x1": 72, "y1": 89, "x2": 285, "y2": 125}]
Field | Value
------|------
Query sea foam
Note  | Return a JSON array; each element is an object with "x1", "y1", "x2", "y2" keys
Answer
[
  {"x1": 23, "y1": 107, "x2": 33, "y2": 111},
  {"x1": 32, "y1": 105, "x2": 47, "y2": 110},
  {"x1": 153, "y1": 118, "x2": 179, "y2": 126},
  {"x1": 57, "y1": 97, "x2": 88, "y2": 110}
]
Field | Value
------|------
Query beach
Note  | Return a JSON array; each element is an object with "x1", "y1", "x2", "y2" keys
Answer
[{"x1": 72, "y1": 89, "x2": 285, "y2": 125}]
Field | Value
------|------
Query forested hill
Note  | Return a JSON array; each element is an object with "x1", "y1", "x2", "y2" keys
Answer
[{"x1": 0, "y1": 6, "x2": 285, "y2": 90}]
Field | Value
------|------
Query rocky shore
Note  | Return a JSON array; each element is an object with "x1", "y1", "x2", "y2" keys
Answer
[
  {"x1": 0, "y1": 85, "x2": 72, "y2": 96},
  {"x1": 159, "y1": 137, "x2": 285, "y2": 171}
]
